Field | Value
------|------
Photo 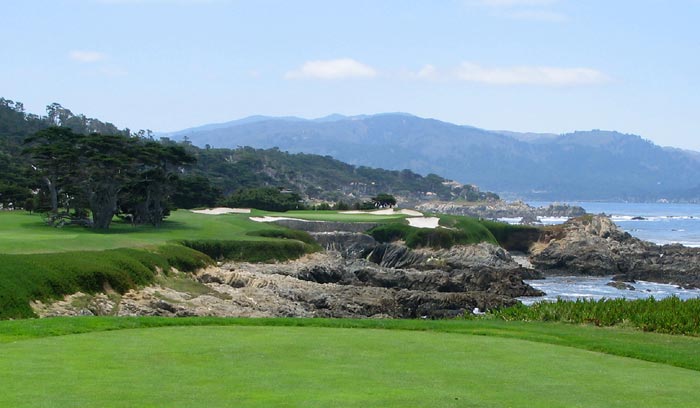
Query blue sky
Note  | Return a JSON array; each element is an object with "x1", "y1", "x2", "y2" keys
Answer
[{"x1": 2, "y1": 0, "x2": 699, "y2": 150}]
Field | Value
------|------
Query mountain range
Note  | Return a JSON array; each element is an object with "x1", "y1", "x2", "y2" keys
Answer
[{"x1": 166, "y1": 114, "x2": 700, "y2": 201}]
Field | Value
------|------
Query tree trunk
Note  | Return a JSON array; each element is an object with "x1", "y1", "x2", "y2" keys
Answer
[
  {"x1": 89, "y1": 184, "x2": 119, "y2": 230},
  {"x1": 45, "y1": 176, "x2": 58, "y2": 213}
]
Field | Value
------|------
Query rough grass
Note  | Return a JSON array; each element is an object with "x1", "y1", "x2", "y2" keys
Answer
[
  {"x1": 486, "y1": 297, "x2": 700, "y2": 335},
  {"x1": 1, "y1": 319, "x2": 699, "y2": 407}
]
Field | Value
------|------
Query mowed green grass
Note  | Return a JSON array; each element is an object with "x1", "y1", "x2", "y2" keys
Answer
[
  {"x1": 0, "y1": 211, "x2": 284, "y2": 254},
  {"x1": 0, "y1": 210, "x2": 409, "y2": 254},
  {"x1": 1, "y1": 323, "x2": 699, "y2": 407}
]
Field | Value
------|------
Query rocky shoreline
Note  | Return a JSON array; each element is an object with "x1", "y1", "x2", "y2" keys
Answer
[
  {"x1": 415, "y1": 200, "x2": 585, "y2": 222},
  {"x1": 33, "y1": 234, "x2": 542, "y2": 318},
  {"x1": 33, "y1": 214, "x2": 700, "y2": 318},
  {"x1": 531, "y1": 215, "x2": 700, "y2": 288}
]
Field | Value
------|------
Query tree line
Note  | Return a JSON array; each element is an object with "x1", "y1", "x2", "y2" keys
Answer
[
  {"x1": 24, "y1": 127, "x2": 196, "y2": 229},
  {"x1": 1, "y1": 98, "x2": 502, "y2": 230}
]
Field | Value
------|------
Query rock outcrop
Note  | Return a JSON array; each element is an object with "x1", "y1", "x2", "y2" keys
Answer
[
  {"x1": 33, "y1": 236, "x2": 544, "y2": 318},
  {"x1": 416, "y1": 200, "x2": 585, "y2": 220},
  {"x1": 530, "y1": 215, "x2": 700, "y2": 288}
]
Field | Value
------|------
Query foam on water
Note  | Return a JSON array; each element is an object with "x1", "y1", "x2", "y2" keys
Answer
[
  {"x1": 518, "y1": 276, "x2": 700, "y2": 305},
  {"x1": 528, "y1": 201, "x2": 700, "y2": 247}
]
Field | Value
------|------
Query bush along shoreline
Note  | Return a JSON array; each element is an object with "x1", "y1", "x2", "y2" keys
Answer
[{"x1": 480, "y1": 297, "x2": 700, "y2": 336}]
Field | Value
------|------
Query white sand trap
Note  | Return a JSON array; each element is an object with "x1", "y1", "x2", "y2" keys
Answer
[
  {"x1": 250, "y1": 216, "x2": 311, "y2": 223},
  {"x1": 339, "y1": 209, "x2": 424, "y2": 216},
  {"x1": 407, "y1": 217, "x2": 441, "y2": 229},
  {"x1": 191, "y1": 207, "x2": 251, "y2": 215},
  {"x1": 396, "y1": 209, "x2": 423, "y2": 216}
]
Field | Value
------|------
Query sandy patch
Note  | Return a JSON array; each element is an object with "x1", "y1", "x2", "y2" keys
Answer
[
  {"x1": 191, "y1": 207, "x2": 251, "y2": 215},
  {"x1": 340, "y1": 209, "x2": 424, "y2": 216},
  {"x1": 250, "y1": 216, "x2": 312, "y2": 223},
  {"x1": 406, "y1": 217, "x2": 441, "y2": 229}
]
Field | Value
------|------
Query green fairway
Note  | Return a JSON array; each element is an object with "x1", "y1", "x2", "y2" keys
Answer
[
  {"x1": 277, "y1": 209, "x2": 408, "y2": 222},
  {"x1": 1, "y1": 323, "x2": 698, "y2": 407},
  {"x1": 0, "y1": 209, "x2": 411, "y2": 254},
  {"x1": 0, "y1": 210, "x2": 282, "y2": 254}
]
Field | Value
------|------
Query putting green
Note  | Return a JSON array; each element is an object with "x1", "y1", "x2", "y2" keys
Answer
[{"x1": 1, "y1": 326, "x2": 697, "y2": 407}]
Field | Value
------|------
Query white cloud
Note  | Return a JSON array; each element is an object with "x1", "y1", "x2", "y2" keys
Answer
[
  {"x1": 69, "y1": 50, "x2": 106, "y2": 63},
  {"x1": 454, "y1": 62, "x2": 609, "y2": 86},
  {"x1": 413, "y1": 64, "x2": 438, "y2": 80},
  {"x1": 407, "y1": 62, "x2": 609, "y2": 86},
  {"x1": 285, "y1": 59, "x2": 377, "y2": 80}
]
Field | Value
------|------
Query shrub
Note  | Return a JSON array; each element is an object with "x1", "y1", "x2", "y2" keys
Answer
[
  {"x1": 368, "y1": 219, "x2": 498, "y2": 249},
  {"x1": 485, "y1": 297, "x2": 700, "y2": 336},
  {"x1": 181, "y1": 239, "x2": 315, "y2": 263},
  {"x1": 479, "y1": 220, "x2": 541, "y2": 251}
]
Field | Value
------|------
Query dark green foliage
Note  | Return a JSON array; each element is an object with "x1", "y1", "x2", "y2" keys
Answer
[
  {"x1": 367, "y1": 223, "x2": 414, "y2": 243},
  {"x1": 371, "y1": 193, "x2": 397, "y2": 208},
  {"x1": 221, "y1": 187, "x2": 304, "y2": 212},
  {"x1": 23, "y1": 127, "x2": 196, "y2": 229},
  {"x1": 171, "y1": 174, "x2": 222, "y2": 209},
  {"x1": 181, "y1": 239, "x2": 315, "y2": 263},
  {"x1": 489, "y1": 297, "x2": 700, "y2": 336},
  {"x1": 368, "y1": 218, "x2": 498, "y2": 249},
  {"x1": 187, "y1": 145, "x2": 495, "y2": 202},
  {"x1": 479, "y1": 220, "x2": 542, "y2": 251},
  {"x1": 0, "y1": 245, "x2": 212, "y2": 319}
]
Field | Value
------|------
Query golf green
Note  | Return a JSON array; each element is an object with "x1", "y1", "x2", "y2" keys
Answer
[{"x1": 1, "y1": 325, "x2": 697, "y2": 407}]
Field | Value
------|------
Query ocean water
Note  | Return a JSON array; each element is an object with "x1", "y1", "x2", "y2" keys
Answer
[
  {"x1": 519, "y1": 201, "x2": 700, "y2": 302},
  {"x1": 529, "y1": 201, "x2": 700, "y2": 247},
  {"x1": 518, "y1": 276, "x2": 700, "y2": 305}
]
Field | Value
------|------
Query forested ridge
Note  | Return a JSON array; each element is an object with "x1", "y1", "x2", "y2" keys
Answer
[{"x1": 0, "y1": 98, "x2": 496, "y2": 228}]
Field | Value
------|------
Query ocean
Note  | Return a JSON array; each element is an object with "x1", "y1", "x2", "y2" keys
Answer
[
  {"x1": 529, "y1": 201, "x2": 700, "y2": 247},
  {"x1": 518, "y1": 201, "x2": 700, "y2": 303}
]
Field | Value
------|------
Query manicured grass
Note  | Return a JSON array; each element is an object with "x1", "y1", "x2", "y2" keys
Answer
[
  {"x1": 0, "y1": 211, "x2": 284, "y2": 254},
  {"x1": 2, "y1": 317, "x2": 699, "y2": 371},
  {"x1": 271, "y1": 209, "x2": 407, "y2": 222},
  {"x1": 1, "y1": 320, "x2": 699, "y2": 407}
]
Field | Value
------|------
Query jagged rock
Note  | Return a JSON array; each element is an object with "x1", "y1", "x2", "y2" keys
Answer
[
  {"x1": 606, "y1": 281, "x2": 635, "y2": 291},
  {"x1": 310, "y1": 231, "x2": 377, "y2": 258},
  {"x1": 531, "y1": 215, "x2": 700, "y2": 288},
  {"x1": 32, "y1": 230, "x2": 548, "y2": 318}
]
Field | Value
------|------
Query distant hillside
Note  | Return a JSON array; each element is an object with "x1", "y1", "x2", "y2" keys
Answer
[
  {"x1": 0, "y1": 99, "x2": 497, "y2": 209},
  {"x1": 169, "y1": 114, "x2": 700, "y2": 201},
  {"x1": 184, "y1": 146, "x2": 497, "y2": 204}
]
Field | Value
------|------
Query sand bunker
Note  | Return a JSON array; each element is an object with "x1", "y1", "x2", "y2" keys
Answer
[
  {"x1": 249, "y1": 216, "x2": 312, "y2": 223},
  {"x1": 406, "y1": 217, "x2": 441, "y2": 229},
  {"x1": 191, "y1": 207, "x2": 251, "y2": 215},
  {"x1": 340, "y1": 209, "x2": 424, "y2": 216}
]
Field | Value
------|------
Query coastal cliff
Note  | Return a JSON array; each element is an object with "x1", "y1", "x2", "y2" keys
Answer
[
  {"x1": 33, "y1": 233, "x2": 542, "y2": 318},
  {"x1": 416, "y1": 201, "x2": 585, "y2": 222},
  {"x1": 531, "y1": 215, "x2": 700, "y2": 288}
]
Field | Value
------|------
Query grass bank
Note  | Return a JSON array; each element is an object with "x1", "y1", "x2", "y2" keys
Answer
[{"x1": 0, "y1": 245, "x2": 213, "y2": 319}]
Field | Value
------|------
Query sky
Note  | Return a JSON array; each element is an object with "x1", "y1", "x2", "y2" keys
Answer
[{"x1": 1, "y1": 0, "x2": 699, "y2": 150}]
